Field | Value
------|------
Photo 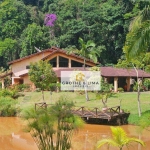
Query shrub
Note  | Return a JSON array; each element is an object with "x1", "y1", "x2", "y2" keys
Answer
[
  {"x1": 143, "y1": 79, "x2": 150, "y2": 90},
  {"x1": 117, "y1": 87, "x2": 124, "y2": 92},
  {"x1": 22, "y1": 97, "x2": 84, "y2": 150},
  {"x1": 0, "y1": 96, "x2": 18, "y2": 116},
  {"x1": 16, "y1": 84, "x2": 30, "y2": 92},
  {"x1": 34, "y1": 88, "x2": 41, "y2": 92},
  {"x1": 0, "y1": 89, "x2": 23, "y2": 99},
  {"x1": 133, "y1": 82, "x2": 145, "y2": 92},
  {"x1": 49, "y1": 83, "x2": 61, "y2": 92}
]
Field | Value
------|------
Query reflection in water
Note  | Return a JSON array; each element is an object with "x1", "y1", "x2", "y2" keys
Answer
[
  {"x1": 0, "y1": 117, "x2": 150, "y2": 150},
  {"x1": 0, "y1": 117, "x2": 38, "y2": 150}
]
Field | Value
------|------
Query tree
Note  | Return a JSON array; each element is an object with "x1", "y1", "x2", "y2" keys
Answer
[
  {"x1": 78, "y1": 37, "x2": 99, "y2": 68},
  {"x1": 28, "y1": 60, "x2": 57, "y2": 101},
  {"x1": 96, "y1": 79, "x2": 113, "y2": 109},
  {"x1": 119, "y1": 3, "x2": 150, "y2": 117},
  {"x1": 97, "y1": 126, "x2": 145, "y2": 150},
  {"x1": 67, "y1": 37, "x2": 100, "y2": 101},
  {"x1": 123, "y1": 4, "x2": 150, "y2": 58},
  {"x1": 20, "y1": 23, "x2": 50, "y2": 57},
  {"x1": 0, "y1": 38, "x2": 17, "y2": 68},
  {"x1": 22, "y1": 97, "x2": 84, "y2": 150}
]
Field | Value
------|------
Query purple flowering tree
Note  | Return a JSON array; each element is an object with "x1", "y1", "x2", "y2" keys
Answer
[{"x1": 44, "y1": 14, "x2": 57, "y2": 39}]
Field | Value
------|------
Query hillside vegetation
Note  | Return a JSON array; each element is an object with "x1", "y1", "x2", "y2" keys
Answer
[{"x1": 0, "y1": 0, "x2": 149, "y2": 68}]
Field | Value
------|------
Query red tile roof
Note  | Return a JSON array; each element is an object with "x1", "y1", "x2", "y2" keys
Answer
[
  {"x1": 8, "y1": 48, "x2": 54, "y2": 65},
  {"x1": 8, "y1": 47, "x2": 98, "y2": 65},
  {"x1": 42, "y1": 47, "x2": 98, "y2": 64},
  {"x1": 101, "y1": 67, "x2": 150, "y2": 78},
  {"x1": 53, "y1": 67, "x2": 150, "y2": 78}
]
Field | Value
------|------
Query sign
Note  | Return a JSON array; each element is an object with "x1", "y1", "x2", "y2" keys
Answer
[{"x1": 61, "y1": 71, "x2": 101, "y2": 91}]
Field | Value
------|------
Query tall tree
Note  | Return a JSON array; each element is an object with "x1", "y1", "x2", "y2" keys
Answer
[
  {"x1": 123, "y1": 4, "x2": 150, "y2": 58},
  {"x1": 122, "y1": 2, "x2": 150, "y2": 117},
  {"x1": 67, "y1": 37, "x2": 100, "y2": 101},
  {"x1": 20, "y1": 23, "x2": 50, "y2": 57}
]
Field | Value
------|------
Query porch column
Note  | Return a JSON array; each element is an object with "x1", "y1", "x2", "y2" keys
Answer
[
  {"x1": 1, "y1": 78, "x2": 4, "y2": 89},
  {"x1": 56, "y1": 56, "x2": 59, "y2": 68},
  {"x1": 114, "y1": 77, "x2": 118, "y2": 92},
  {"x1": 126, "y1": 77, "x2": 131, "y2": 91},
  {"x1": 104, "y1": 77, "x2": 107, "y2": 82},
  {"x1": 69, "y1": 58, "x2": 71, "y2": 68},
  {"x1": 12, "y1": 77, "x2": 15, "y2": 85}
]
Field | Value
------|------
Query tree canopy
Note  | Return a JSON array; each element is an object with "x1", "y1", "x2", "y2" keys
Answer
[{"x1": 0, "y1": 0, "x2": 149, "y2": 69}]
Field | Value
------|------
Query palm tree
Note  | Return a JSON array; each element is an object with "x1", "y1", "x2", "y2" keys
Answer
[
  {"x1": 124, "y1": 5, "x2": 150, "y2": 58},
  {"x1": 67, "y1": 38, "x2": 100, "y2": 101},
  {"x1": 78, "y1": 37, "x2": 99, "y2": 68},
  {"x1": 97, "y1": 127, "x2": 145, "y2": 150},
  {"x1": 123, "y1": 5, "x2": 150, "y2": 117}
]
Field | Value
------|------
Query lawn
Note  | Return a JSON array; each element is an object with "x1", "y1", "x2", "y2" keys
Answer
[{"x1": 18, "y1": 91, "x2": 150, "y2": 115}]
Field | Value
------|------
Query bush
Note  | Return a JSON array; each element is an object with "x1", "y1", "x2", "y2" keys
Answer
[
  {"x1": 49, "y1": 83, "x2": 61, "y2": 92},
  {"x1": 0, "y1": 89, "x2": 23, "y2": 99},
  {"x1": 117, "y1": 87, "x2": 124, "y2": 92},
  {"x1": 143, "y1": 79, "x2": 150, "y2": 91},
  {"x1": 133, "y1": 82, "x2": 145, "y2": 92},
  {"x1": 34, "y1": 88, "x2": 41, "y2": 92},
  {"x1": 0, "y1": 96, "x2": 18, "y2": 116},
  {"x1": 11, "y1": 84, "x2": 31, "y2": 92}
]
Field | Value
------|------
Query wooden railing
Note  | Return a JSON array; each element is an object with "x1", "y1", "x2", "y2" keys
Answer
[
  {"x1": 34, "y1": 103, "x2": 122, "y2": 121},
  {"x1": 71, "y1": 106, "x2": 121, "y2": 120},
  {"x1": 35, "y1": 102, "x2": 47, "y2": 110}
]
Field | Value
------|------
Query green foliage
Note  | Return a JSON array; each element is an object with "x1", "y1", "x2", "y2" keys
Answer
[
  {"x1": 29, "y1": 60, "x2": 57, "y2": 90},
  {"x1": 128, "y1": 114, "x2": 139, "y2": 125},
  {"x1": 96, "y1": 79, "x2": 113, "y2": 107},
  {"x1": 20, "y1": 23, "x2": 50, "y2": 57},
  {"x1": 49, "y1": 83, "x2": 61, "y2": 91},
  {"x1": 28, "y1": 60, "x2": 57, "y2": 100},
  {"x1": 0, "y1": 96, "x2": 18, "y2": 116},
  {"x1": 133, "y1": 81, "x2": 146, "y2": 92},
  {"x1": 123, "y1": 4, "x2": 150, "y2": 59},
  {"x1": 117, "y1": 87, "x2": 124, "y2": 92},
  {"x1": 143, "y1": 78, "x2": 150, "y2": 90},
  {"x1": 0, "y1": 0, "x2": 142, "y2": 69},
  {"x1": 97, "y1": 126, "x2": 145, "y2": 150},
  {"x1": 138, "y1": 110, "x2": 150, "y2": 131},
  {"x1": 22, "y1": 96, "x2": 84, "y2": 150},
  {"x1": 0, "y1": 88, "x2": 21, "y2": 99},
  {"x1": 15, "y1": 84, "x2": 30, "y2": 92}
]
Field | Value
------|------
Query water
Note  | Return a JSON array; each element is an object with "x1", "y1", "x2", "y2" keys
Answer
[{"x1": 0, "y1": 117, "x2": 150, "y2": 150}]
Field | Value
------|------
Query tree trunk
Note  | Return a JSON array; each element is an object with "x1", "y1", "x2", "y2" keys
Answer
[
  {"x1": 84, "y1": 58, "x2": 89, "y2": 101},
  {"x1": 42, "y1": 90, "x2": 44, "y2": 101},
  {"x1": 137, "y1": 82, "x2": 141, "y2": 117},
  {"x1": 133, "y1": 64, "x2": 141, "y2": 117}
]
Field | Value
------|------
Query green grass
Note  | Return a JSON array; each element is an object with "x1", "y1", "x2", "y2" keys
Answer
[{"x1": 18, "y1": 91, "x2": 150, "y2": 124}]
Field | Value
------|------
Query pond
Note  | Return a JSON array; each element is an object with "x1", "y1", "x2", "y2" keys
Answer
[{"x1": 0, "y1": 117, "x2": 150, "y2": 150}]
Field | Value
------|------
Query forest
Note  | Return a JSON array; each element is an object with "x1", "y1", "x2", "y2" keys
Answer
[{"x1": 0, "y1": 0, "x2": 149, "y2": 69}]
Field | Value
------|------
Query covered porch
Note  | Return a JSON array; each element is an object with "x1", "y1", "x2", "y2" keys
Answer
[{"x1": 101, "y1": 67, "x2": 150, "y2": 92}]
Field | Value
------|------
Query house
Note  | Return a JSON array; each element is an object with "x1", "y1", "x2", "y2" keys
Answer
[
  {"x1": 2, "y1": 46, "x2": 150, "y2": 92},
  {"x1": 7, "y1": 47, "x2": 97, "y2": 89},
  {"x1": 101, "y1": 67, "x2": 150, "y2": 92}
]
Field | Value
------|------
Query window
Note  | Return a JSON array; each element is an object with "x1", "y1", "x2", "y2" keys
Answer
[
  {"x1": 59, "y1": 56, "x2": 68, "y2": 67},
  {"x1": 49, "y1": 57, "x2": 57, "y2": 67},
  {"x1": 26, "y1": 66, "x2": 30, "y2": 69},
  {"x1": 71, "y1": 60, "x2": 83, "y2": 67}
]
